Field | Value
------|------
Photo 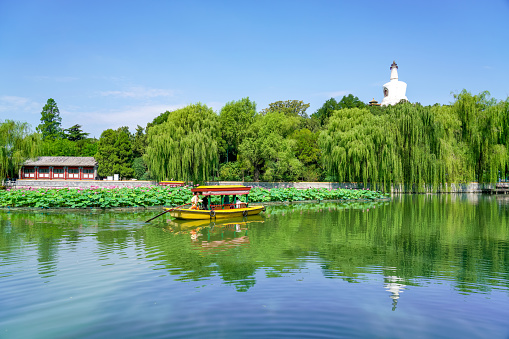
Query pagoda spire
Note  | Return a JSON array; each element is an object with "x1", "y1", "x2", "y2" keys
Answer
[
  {"x1": 381, "y1": 60, "x2": 408, "y2": 106},
  {"x1": 390, "y1": 61, "x2": 399, "y2": 81}
]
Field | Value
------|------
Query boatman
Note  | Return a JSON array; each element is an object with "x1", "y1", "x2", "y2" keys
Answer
[{"x1": 190, "y1": 192, "x2": 202, "y2": 210}]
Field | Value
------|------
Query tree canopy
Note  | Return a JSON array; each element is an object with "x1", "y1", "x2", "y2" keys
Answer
[
  {"x1": 239, "y1": 112, "x2": 303, "y2": 181},
  {"x1": 312, "y1": 95, "x2": 366, "y2": 126},
  {"x1": 95, "y1": 127, "x2": 134, "y2": 178},
  {"x1": 0, "y1": 120, "x2": 40, "y2": 182},
  {"x1": 63, "y1": 124, "x2": 89, "y2": 141},
  {"x1": 36, "y1": 98, "x2": 62, "y2": 140},
  {"x1": 144, "y1": 103, "x2": 220, "y2": 183},
  {"x1": 260, "y1": 100, "x2": 310, "y2": 118},
  {"x1": 219, "y1": 97, "x2": 257, "y2": 162}
]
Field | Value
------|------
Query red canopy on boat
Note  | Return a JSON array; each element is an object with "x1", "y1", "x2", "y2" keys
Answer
[{"x1": 191, "y1": 185, "x2": 252, "y2": 196}]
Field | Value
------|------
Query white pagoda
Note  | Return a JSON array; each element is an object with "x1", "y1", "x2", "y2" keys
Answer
[{"x1": 381, "y1": 61, "x2": 408, "y2": 106}]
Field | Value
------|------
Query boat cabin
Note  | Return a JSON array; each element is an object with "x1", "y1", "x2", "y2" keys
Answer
[{"x1": 191, "y1": 185, "x2": 251, "y2": 211}]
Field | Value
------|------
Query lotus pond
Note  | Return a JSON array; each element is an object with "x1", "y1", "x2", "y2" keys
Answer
[
  {"x1": 0, "y1": 194, "x2": 508, "y2": 338},
  {"x1": 0, "y1": 186, "x2": 388, "y2": 208}
]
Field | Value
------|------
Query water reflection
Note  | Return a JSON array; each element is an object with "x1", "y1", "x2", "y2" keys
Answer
[
  {"x1": 1, "y1": 195, "x2": 509, "y2": 296},
  {"x1": 384, "y1": 274, "x2": 406, "y2": 311}
]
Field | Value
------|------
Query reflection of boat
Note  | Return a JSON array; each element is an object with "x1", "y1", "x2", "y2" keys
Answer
[
  {"x1": 165, "y1": 185, "x2": 265, "y2": 220},
  {"x1": 167, "y1": 214, "x2": 265, "y2": 229}
]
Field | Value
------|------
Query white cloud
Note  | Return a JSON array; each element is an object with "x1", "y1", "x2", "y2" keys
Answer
[
  {"x1": 100, "y1": 86, "x2": 175, "y2": 99},
  {"x1": 62, "y1": 104, "x2": 184, "y2": 138},
  {"x1": 62, "y1": 100, "x2": 224, "y2": 138},
  {"x1": 0, "y1": 95, "x2": 40, "y2": 115}
]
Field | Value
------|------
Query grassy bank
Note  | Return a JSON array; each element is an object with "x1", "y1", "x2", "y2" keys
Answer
[{"x1": 0, "y1": 185, "x2": 389, "y2": 208}]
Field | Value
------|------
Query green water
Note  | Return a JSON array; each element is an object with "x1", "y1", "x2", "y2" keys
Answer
[{"x1": 0, "y1": 195, "x2": 508, "y2": 338}]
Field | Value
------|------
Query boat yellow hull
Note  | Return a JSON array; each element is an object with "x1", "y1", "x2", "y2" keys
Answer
[
  {"x1": 167, "y1": 215, "x2": 265, "y2": 228},
  {"x1": 165, "y1": 205, "x2": 265, "y2": 220}
]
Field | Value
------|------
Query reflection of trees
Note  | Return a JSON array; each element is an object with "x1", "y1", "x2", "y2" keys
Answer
[{"x1": 1, "y1": 195, "x2": 508, "y2": 294}]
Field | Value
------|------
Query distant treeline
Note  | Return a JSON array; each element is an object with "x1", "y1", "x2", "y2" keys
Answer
[{"x1": 1, "y1": 91, "x2": 508, "y2": 191}]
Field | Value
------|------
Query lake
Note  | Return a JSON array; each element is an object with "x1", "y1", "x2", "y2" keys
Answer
[{"x1": 1, "y1": 194, "x2": 508, "y2": 338}]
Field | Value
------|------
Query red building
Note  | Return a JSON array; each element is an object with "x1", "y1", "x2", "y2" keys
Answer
[{"x1": 20, "y1": 157, "x2": 98, "y2": 180}]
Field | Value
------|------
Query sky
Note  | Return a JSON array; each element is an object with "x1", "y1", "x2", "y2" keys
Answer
[{"x1": 1, "y1": 0, "x2": 508, "y2": 138}]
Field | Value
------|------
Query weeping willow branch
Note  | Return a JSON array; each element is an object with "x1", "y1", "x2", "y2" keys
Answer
[
  {"x1": 0, "y1": 120, "x2": 40, "y2": 182},
  {"x1": 144, "y1": 103, "x2": 220, "y2": 183}
]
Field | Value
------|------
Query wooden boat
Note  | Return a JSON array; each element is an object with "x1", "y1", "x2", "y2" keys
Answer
[{"x1": 165, "y1": 185, "x2": 265, "y2": 220}]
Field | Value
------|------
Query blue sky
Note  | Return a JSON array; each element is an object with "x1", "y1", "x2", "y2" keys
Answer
[{"x1": 1, "y1": 0, "x2": 508, "y2": 138}]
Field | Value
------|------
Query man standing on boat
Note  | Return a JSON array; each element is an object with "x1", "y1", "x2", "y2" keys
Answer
[{"x1": 190, "y1": 192, "x2": 202, "y2": 210}]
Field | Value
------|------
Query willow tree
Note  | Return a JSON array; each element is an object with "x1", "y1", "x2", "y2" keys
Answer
[
  {"x1": 452, "y1": 90, "x2": 507, "y2": 182},
  {"x1": 0, "y1": 120, "x2": 40, "y2": 182},
  {"x1": 318, "y1": 107, "x2": 400, "y2": 191},
  {"x1": 145, "y1": 103, "x2": 220, "y2": 183}
]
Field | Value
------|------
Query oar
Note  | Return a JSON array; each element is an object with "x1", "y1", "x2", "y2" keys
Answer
[{"x1": 145, "y1": 203, "x2": 190, "y2": 223}]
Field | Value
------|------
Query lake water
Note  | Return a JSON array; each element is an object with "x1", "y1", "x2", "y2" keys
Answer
[{"x1": 1, "y1": 194, "x2": 508, "y2": 338}]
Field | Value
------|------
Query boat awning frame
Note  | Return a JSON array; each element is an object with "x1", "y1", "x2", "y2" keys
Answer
[{"x1": 191, "y1": 185, "x2": 252, "y2": 196}]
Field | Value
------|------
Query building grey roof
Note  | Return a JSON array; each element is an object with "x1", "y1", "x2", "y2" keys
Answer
[{"x1": 23, "y1": 156, "x2": 97, "y2": 167}]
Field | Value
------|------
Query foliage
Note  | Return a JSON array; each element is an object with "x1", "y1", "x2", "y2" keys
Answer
[
  {"x1": 146, "y1": 110, "x2": 172, "y2": 130},
  {"x1": 219, "y1": 97, "x2": 257, "y2": 162},
  {"x1": 132, "y1": 125, "x2": 147, "y2": 158},
  {"x1": 145, "y1": 103, "x2": 220, "y2": 183},
  {"x1": 0, "y1": 120, "x2": 40, "y2": 181},
  {"x1": 248, "y1": 187, "x2": 388, "y2": 202},
  {"x1": 95, "y1": 128, "x2": 134, "y2": 178},
  {"x1": 39, "y1": 137, "x2": 98, "y2": 157},
  {"x1": 260, "y1": 100, "x2": 310, "y2": 118},
  {"x1": 338, "y1": 94, "x2": 367, "y2": 109},
  {"x1": 312, "y1": 97, "x2": 342, "y2": 126},
  {"x1": 0, "y1": 185, "x2": 388, "y2": 208},
  {"x1": 133, "y1": 156, "x2": 148, "y2": 180},
  {"x1": 219, "y1": 161, "x2": 242, "y2": 181},
  {"x1": 36, "y1": 98, "x2": 62, "y2": 140},
  {"x1": 319, "y1": 107, "x2": 399, "y2": 190},
  {"x1": 239, "y1": 112, "x2": 303, "y2": 181},
  {"x1": 318, "y1": 93, "x2": 509, "y2": 190},
  {"x1": 452, "y1": 90, "x2": 507, "y2": 182},
  {"x1": 312, "y1": 95, "x2": 367, "y2": 127},
  {"x1": 63, "y1": 124, "x2": 89, "y2": 141}
]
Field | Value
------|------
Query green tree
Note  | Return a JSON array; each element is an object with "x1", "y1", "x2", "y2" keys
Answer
[
  {"x1": 452, "y1": 90, "x2": 507, "y2": 182},
  {"x1": 319, "y1": 107, "x2": 400, "y2": 189},
  {"x1": 40, "y1": 137, "x2": 98, "y2": 157},
  {"x1": 338, "y1": 94, "x2": 367, "y2": 109},
  {"x1": 95, "y1": 128, "x2": 134, "y2": 178},
  {"x1": 312, "y1": 98, "x2": 342, "y2": 126},
  {"x1": 76, "y1": 138, "x2": 98, "y2": 157},
  {"x1": 146, "y1": 110, "x2": 173, "y2": 130},
  {"x1": 144, "y1": 103, "x2": 220, "y2": 182},
  {"x1": 36, "y1": 98, "x2": 62, "y2": 140},
  {"x1": 260, "y1": 100, "x2": 310, "y2": 118},
  {"x1": 239, "y1": 112, "x2": 303, "y2": 181},
  {"x1": 63, "y1": 124, "x2": 89, "y2": 141},
  {"x1": 132, "y1": 125, "x2": 147, "y2": 158},
  {"x1": 0, "y1": 120, "x2": 40, "y2": 182},
  {"x1": 40, "y1": 138, "x2": 79, "y2": 156},
  {"x1": 219, "y1": 97, "x2": 257, "y2": 162},
  {"x1": 289, "y1": 128, "x2": 322, "y2": 180}
]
